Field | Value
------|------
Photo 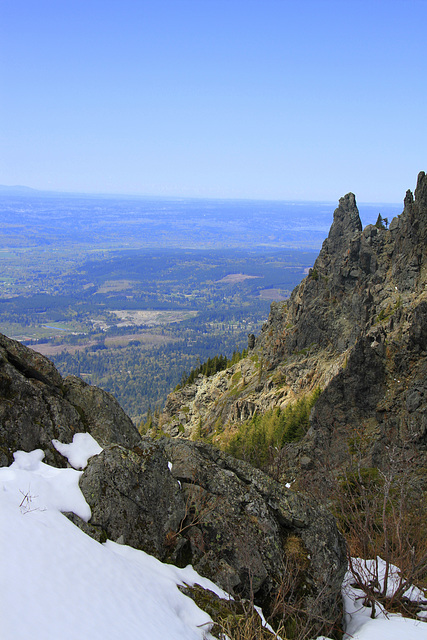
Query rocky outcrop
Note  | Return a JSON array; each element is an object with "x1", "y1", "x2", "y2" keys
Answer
[
  {"x1": 293, "y1": 172, "x2": 427, "y2": 483},
  {"x1": 157, "y1": 172, "x2": 427, "y2": 489},
  {"x1": 75, "y1": 436, "x2": 346, "y2": 636},
  {"x1": 0, "y1": 332, "x2": 141, "y2": 466},
  {"x1": 0, "y1": 329, "x2": 347, "y2": 635},
  {"x1": 256, "y1": 171, "x2": 426, "y2": 369},
  {"x1": 76, "y1": 440, "x2": 185, "y2": 557},
  {"x1": 62, "y1": 375, "x2": 142, "y2": 449}
]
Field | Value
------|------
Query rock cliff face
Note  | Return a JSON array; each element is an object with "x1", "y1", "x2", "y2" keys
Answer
[{"x1": 158, "y1": 171, "x2": 427, "y2": 487}]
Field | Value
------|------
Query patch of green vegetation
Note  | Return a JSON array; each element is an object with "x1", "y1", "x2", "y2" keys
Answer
[
  {"x1": 214, "y1": 416, "x2": 223, "y2": 430},
  {"x1": 294, "y1": 343, "x2": 315, "y2": 356},
  {"x1": 190, "y1": 419, "x2": 203, "y2": 441},
  {"x1": 177, "y1": 349, "x2": 248, "y2": 390},
  {"x1": 180, "y1": 584, "x2": 277, "y2": 639},
  {"x1": 223, "y1": 388, "x2": 321, "y2": 468},
  {"x1": 272, "y1": 370, "x2": 286, "y2": 386},
  {"x1": 231, "y1": 370, "x2": 242, "y2": 385},
  {"x1": 376, "y1": 305, "x2": 391, "y2": 323},
  {"x1": 375, "y1": 297, "x2": 402, "y2": 324},
  {"x1": 227, "y1": 384, "x2": 246, "y2": 398},
  {"x1": 375, "y1": 213, "x2": 389, "y2": 230}
]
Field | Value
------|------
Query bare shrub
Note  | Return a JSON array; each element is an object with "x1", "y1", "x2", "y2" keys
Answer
[
  {"x1": 165, "y1": 480, "x2": 220, "y2": 552},
  {"x1": 267, "y1": 549, "x2": 341, "y2": 639},
  {"x1": 19, "y1": 488, "x2": 45, "y2": 514},
  {"x1": 333, "y1": 435, "x2": 427, "y2": 618}
]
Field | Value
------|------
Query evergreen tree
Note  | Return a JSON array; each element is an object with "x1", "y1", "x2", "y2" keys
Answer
[{"x1": 375, "y1": 214, "x2": 385, "y2": 229}]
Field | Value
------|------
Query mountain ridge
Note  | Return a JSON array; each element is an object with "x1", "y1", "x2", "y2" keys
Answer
[{"x1": 156, "y1": 171, "x2": 427, "y2": 491}]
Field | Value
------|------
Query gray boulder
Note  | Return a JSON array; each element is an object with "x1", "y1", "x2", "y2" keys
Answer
[
  {"x1": 77, "y1": 441, "x2": 185, "y2": 557},
  {"x1": 0, "y1": 333, "x2": 142, "y2": 466},
  {"x1": 62, "y1": 375, "x2": 141, "y2": 449},
  {"x1": 77, "y1": 436, "x2": 346, "y2": 637}
]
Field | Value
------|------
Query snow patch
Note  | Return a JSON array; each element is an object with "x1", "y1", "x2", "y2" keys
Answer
[
  {"x1": 52, "y1": 432, "x2": 103, "y2": 469},
  {"x1": 3, "y1": 448, "x2": 90, "y2": 520},
  {"x1": 342, "y1": 558, "x2": 427, "y2": 640},
  {"x1": 0, "y1": 445, "x2": 224, "y2": 640}
]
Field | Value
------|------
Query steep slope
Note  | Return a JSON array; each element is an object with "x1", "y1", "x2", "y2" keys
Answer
[{"x1": 157, "y1": 172, "x2": 427, "y2": 486}]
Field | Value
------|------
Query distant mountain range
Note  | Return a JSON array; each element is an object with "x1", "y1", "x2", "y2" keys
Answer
[{"x1": 0, "y1": 184, "x2": 41, "y2": 194}]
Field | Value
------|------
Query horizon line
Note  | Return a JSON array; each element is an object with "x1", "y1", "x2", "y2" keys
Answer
[{"x1": 0, "y1": 184, "x2": 402, "y2": 207}]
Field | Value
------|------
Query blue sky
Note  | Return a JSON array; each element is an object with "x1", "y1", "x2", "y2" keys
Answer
[{"x1": 1, "y1": 0, "x2": 426, "y2": 202}]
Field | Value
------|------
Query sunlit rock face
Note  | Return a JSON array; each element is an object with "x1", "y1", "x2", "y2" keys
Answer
[{"x1": 157, "y1": 172, "x2": 427, "y2": 488}]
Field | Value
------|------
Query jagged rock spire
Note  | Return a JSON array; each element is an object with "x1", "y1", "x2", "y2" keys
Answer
[
  {"x1": 414, "y1": 170, "x2": 427, "y2": 208},
  {"x1": 404, "y1": 189, "x2": 414, "y2": 209},
  {"x1": 314, "y1": 192, "x2": 362, "y2": 274},
  {"x1": 327, "y1": 192, "x2": 362, "y2": 246}
]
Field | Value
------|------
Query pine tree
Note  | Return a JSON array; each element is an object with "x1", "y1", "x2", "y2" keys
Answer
[{"x1": 375, "y1": 213, "x2": 385, "y2": 229}]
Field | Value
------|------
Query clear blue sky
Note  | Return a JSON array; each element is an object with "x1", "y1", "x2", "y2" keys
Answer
[{"x1": 1, "y1": 0, "x2": 426, "y2": 202}]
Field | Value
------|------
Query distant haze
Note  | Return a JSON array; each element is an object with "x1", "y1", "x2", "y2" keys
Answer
[{"x1": 0, "y1": 192, "x2": 403, "y2": 251}]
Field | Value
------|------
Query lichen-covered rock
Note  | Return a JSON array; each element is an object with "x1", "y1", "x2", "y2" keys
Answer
[
  {"x1": 0, "y1": 333, "x2": 79, "y2": 466},
  {"x1": 78, "y1": 441, "x2": 186, "y2": 558},
  {"x1": 162, "y1": 438, "x2": 346, "y2": 631},
  {"x1": 77, "y1": 435, "x2": 346, "y2": 637},
  {"x1": 0, "y1": 333, "x2": 142, "y2": 466}
]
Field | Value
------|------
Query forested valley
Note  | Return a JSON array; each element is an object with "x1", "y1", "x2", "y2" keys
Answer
[
  {"x1": 0, "y1": 238, "x2": 317, "y2": 421},
  {"x1": 1, "y1": 191, "x2": 398, "y2": 422}
]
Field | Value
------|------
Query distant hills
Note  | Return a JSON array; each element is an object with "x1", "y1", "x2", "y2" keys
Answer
[{"x1": 0, "y1": 184, "x2": 41, "y2": 195}]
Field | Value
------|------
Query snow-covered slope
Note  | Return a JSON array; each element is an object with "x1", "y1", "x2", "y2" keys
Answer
[
  {"x1": 0, "y1": 436, "x2": 225, "y2": 640},
  {"x1": 1, "y1": 434, "x2": 425, "y2": 640}
]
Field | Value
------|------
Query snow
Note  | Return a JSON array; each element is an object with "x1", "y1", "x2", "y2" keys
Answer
[
  {"x1": 1, "y1": 435, "x2": 426, "y2": 640},
  {"x1": 5, "y1": 448, "x2": 91, "y2": 520},
  {"x1": 342, "y1": 558, "x2": 427, "y2": 640},
  {"x1": 0, "y1": 441, "x2": 231, "y2": 640},
  {"x1": 52, "y1": 432, "x2": 103, "y2": 469},
  {"x1": 347, "y1": 557, "x2": 426, "y2": 603}
]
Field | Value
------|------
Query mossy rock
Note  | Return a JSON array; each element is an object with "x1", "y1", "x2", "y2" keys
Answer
[{"x1": 178, "y1": 584, "x2": 276, "y2": 639}]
